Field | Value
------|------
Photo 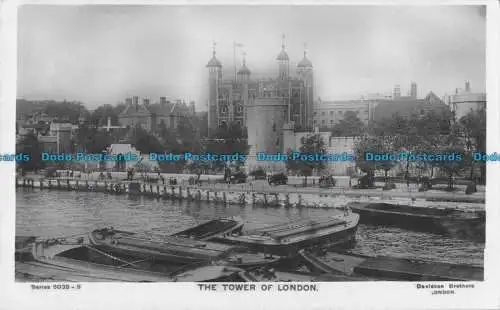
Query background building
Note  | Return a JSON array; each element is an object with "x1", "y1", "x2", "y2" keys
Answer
[
  {"x1": 313, "y1": 99, "x2": 373, "y2": 128},
  {"x1": 118, "y1": 97, "x2": 195, "y2": 132},
  {"x1": 451, "y1": 81, "x2": 486, "y2": 120},
  {"x1": 372, "y1": 91, "x2": 450, "y2": 122}
]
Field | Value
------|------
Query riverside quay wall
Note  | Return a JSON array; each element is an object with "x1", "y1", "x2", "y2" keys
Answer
[{"x1": 15, "y1": 177, "x2": 485, "y2": 209}]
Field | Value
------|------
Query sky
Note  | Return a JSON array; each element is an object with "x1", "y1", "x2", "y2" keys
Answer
[{"x1": 17, "y1": 5, "x2": 486, "y2": 110}]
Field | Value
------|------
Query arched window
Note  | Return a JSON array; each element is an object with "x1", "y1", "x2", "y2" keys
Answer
[
  {"x1": 237, "y1": 105, "x2": 243, "y2": 113},
  {"x1": 221, "y1": 105, "x2": 228, "y2": 114}
]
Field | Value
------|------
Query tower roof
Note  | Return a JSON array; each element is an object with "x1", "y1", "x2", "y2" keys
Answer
[
  {"x1": 237, "y1": 53, "x2": 251, "y2": 75},
  {"x1": 276, "y1": 50, "x2": 290, "y2": 61},
  {"x1": 297, "y1": 46, "x2": 312, "y2": 68},
  {"x1": 206, "y1": 57, "x2": 222, "y2": 68},
  {"x1": 276, "y1": 34, "x2": 289, "y2": 61},
  {"x1": 237, "y1": 65, "x2": 251, "y2": 75},
  {"x1": 206, "y1": 42, "x2": 222, "y2": 68},
  {"x1": 297, "y1": 55, "x2": 313, "y2": 68}
]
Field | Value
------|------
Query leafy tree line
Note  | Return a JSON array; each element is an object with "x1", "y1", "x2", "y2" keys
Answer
[
  {"x1": 282, "y1": 107, "x2": 485, "y2": 189},
  {"x1": 352, "y1": 109, "x2": 486, "y2": 188}
]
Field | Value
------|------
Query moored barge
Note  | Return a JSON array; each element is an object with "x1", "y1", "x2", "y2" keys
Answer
[
  {"x1": 298, "y1": 250, "x2": 483, "y2": 281},
  {"x1": 16, "y1": 236, "x2": 243, "y2": 282},
  {"x1": 88, "y1": 228, "x2": 283, "y2": 269},
  {"x1": 346, "y1": 202, "x2": 485, "y2": 241},
  {"x1": 211, "y1": 212, "x2": 360, "y2": 257}
]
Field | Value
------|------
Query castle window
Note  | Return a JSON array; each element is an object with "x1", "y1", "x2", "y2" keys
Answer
[
  {"x1": 272, "y1": 123, "x2": 276, "y2": 132},
  {"x1": 276, "y1": 138, "x2": 280, "y2": 146},
  {"x1": 321, "y1": 112, "x2": 325, "y2": 116},
  {"x1": 221, "y1": 105, "x2": 228, "y2": 113},
  {"x1": 237, "y1": 105, "x2": 243, "y2": 113},
  {"x1": 321, "y1": 120, "x2": 326, "y2": 125},
  {"x1": 313, "y1": 112, "x2": 317, "y2": 116},
  {"x1": 330, "y1": 111, "x2": 334, "y2": 115}
]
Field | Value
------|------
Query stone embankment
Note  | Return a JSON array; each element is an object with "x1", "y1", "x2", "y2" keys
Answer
[{"x1": 15, "y1": 177, "x2": 484, "y2": 212}]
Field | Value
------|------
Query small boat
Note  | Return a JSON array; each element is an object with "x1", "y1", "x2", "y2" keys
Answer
[
  {"x1": 89, "y1": 228, "x2": 283, "y2": 269},
  {"x1": 171, "y1": 217, "x2": 244, "y2": 240},
  {"x1": 15, "y1": 236, "x2": 243, "y2": 282},
  {"x1": 347, "y1": 202, "x2": 485, "y2": 241},
  {"x1": 211, "y1": 212, "x2": 360, "y2": 257},
  {"x1": 298, "y1": 250, "x2": 483, "y2": 281}
]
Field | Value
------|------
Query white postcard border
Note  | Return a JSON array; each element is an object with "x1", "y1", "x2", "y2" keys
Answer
[{"x1": 1, "y1": 1, "x2": 499, "y2": 309}]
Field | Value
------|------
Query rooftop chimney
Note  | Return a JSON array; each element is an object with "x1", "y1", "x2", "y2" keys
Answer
[
  {"x1": 160, "y1": 97, "x2": 167, "y2": 105},
  {"x1": 143, "y1": 98, "x2": 150, "y2": 106},
  {"x1": 465, "y1": 81, "x2": 471, "y2": 92},
  {"x1": 125, "y1": 98, "x2": 132, "y2": 105}
]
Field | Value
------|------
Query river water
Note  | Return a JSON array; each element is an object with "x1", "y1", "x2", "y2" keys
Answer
[{"x1": 16, "y1": 188, "x2": 484, "y2": 267}]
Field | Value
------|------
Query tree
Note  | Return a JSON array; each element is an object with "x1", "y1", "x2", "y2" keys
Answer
[
  {"x1": 177, "y1": 116, "x2": 201, "y2": 154},
  {"x1": 460, "y1": 108, "x2": 486, "y2": 184},
  {"x1": 432, "y1": 125, "x2": 468, "y2": 190},
  {"x1": 354, "y1": 135, "x2": 395, "y2": 186},
  {"x1": 203, "y1": 121, "x2": 248, "y2": 173},
  {"x1": 286, "y1": 134, "x2": 326, "y2": 178},
  {"x1": 331, "y1": 111, "x2": 365, "y2": 137},
  {"x1": 16, "y1": 132, "x2": 45, "y2": 172},
  {"x1": 75, "y1": 126, "x2": 113, "y2": 153},
  {"x1": 43, "y1": 101, "x2": 88, "y2": 124},
  {"x1": 90, "y1": 104, "x2": 120, "y2": 126}
]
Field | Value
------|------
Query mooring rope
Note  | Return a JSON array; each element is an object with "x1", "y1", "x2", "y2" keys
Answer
[{"x1": 83, "y1": 245, "x2": 139, "y2": 268}]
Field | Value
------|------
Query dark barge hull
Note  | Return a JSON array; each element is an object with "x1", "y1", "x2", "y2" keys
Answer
[
  {"x1": 298, "y1": 250, "x2": 483, "y2": 281},
  {"x1": 354, "y1": 256, "x2": 483, "y2": 281},
  {"x1": 88, "y1": 229, "x2": 287, "y2": 270},
  {"x1": 212, "y1": 225, "x2": 358, "y2": 257},
  {"x1": 347, "y1": 202, "x2": 485, "y2": 241},
  {"x1": 88, "y1": 229, "x2": 239, "y2": 265}
]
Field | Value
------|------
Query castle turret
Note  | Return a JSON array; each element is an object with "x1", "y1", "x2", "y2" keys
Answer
[
  {"x1": 237, "y1": 52, "x2": 251, "y2": 82},
  {"x1": 206, "y1": 42, "x2": 223, "y2": 137},
  {"x1": 296, "y1": 44, "x2": 314, "y2": 128},
  {"x1": 276, "y1": 35, "x2": 290, "y2": 81}
]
